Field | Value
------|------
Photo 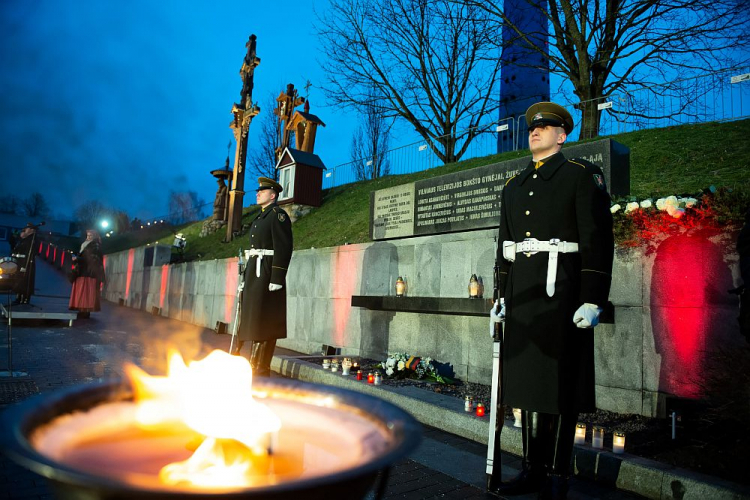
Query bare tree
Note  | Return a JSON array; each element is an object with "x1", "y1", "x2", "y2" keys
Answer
[
  {"x1": 73, "y1": 200, "x2": 111, "y2": 233},
  {"x1": 22, "y1": 192, "x2": 50, "y2": 217},
  {"x1": 466, "y1": 0, "x2": 750, "y2": 138},
  {"x1": 167, "y1": 191, "x2": 206, "y2": 225},
  {"x1": 0, "y1": 193, "x2": 22, "y2": 214},
  {"x1": 317, "y1": 0, "x2": 501, "y2": 164},
  {"x1": 247, "y1": 94, "x2": 282, "y2": 181},
  {"x1": 350, "y1": 100, "x2": 393, "y2": 180}
]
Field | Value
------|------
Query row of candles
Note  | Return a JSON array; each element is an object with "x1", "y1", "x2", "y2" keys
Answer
[
  {"x1": 321, "y1": 361, "x2": 625, "y2": 453},
  {"x1": 321, "y1": 358, "x2": 383, "y2": 384},
  {"x1": 575, "y1": 422, "x2": 626, "y2": 454},
  {"x1": 394, "y1": 274, "x2": 485, "y2": 298}
]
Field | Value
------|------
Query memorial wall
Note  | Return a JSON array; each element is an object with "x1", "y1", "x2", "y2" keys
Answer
[{"x1": 370, "y1": 138, "x2": 630, "y2": 240}]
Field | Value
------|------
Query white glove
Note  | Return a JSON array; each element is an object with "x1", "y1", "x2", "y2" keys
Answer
[
  {"x1": 489, "y1": 299, "x2": 505, "y2": 338},
  {"x1": 269, "y1": 283, "x2": 283, "y2": 292},
  {"x1": 237, "y1": 282, "x2": 244, "y2": 293},
  {"x1": 573, "y1": 303, "x2": 602, "y2": 328}
]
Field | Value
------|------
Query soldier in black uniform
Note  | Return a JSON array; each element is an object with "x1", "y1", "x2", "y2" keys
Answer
[
  {"x1": 11, "y1": 223, "x2": 39, "y2": 305},
  {"x1": 488, "y1": 102, "x2": 614, "y2": 499},
  {"x1": 234, "y1": 177, "x2": 293, "y2": 377}
]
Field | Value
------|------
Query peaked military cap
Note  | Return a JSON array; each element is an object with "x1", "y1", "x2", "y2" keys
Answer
[
  {"x1": 526, "y1": 102, "x2": 574, "y2": 134},
  {"x1": 257, "y1": 177, "x2": 283, "y2": 193}
]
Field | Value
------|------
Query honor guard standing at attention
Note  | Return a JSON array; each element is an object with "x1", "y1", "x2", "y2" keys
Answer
[
  {"x1": 234, "y1": 177, "x2": 293, "y2": 377},
  {"x1": 487, "y1": 102, "x2": 614, "y2": 499}
]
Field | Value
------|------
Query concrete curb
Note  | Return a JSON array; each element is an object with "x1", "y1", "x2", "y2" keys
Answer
[{"x1": 272, "y1": 355, "x2": 750, "y2": 500}]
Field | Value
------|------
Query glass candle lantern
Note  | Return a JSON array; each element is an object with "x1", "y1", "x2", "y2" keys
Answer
[
  {"x1": 367, "y1": 372, "x2": 375, "y2": 384},
  {"x1": 464, "y1": 396, "x2": 474, "y2": 412},
  {"x1": 374, "y1": 372, "x2": 382, "y2": 385},
  {"x1": 613, "y1": 432, "x2": 625, "y2": 454},
  {"x1": 475, "y1": 403, "x2": 485, "y2": 417},
  {"x1": 592, "y1": 426, "x2": 604, "y2": 449},
  {"x1": 395, "y1": 277, "x2": 406, "y2": 297},
  {"x1": 468, "y1": 274, "x2": 480, "y2": 299},
  {"x1": 322, "y1": 359, "x2": 331, "y2": 370},
  {"x1": 356, "y1": 369, "x2": 363, "y2": 381},
  {"x1": 574, "y1": 423, "x2": 587, "y2": 445}
]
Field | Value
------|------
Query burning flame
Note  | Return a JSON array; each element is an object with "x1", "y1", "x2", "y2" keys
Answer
[{"x1": 125, "y1": 349, "x2": 281, "y2": 487}]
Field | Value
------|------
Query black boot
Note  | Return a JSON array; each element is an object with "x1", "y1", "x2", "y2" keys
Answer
[
  {"x1": 538, "y1": 473, "x2": 569, "y2": 500},
  {"x1": 250, "y1": 340, "x2": 276, "y2": 377},
  {"x1": 537, "y1": 413, "x2": 576, "y2": 500},
  {"x1": 489, "y1": 411, "x2": 546, "y2": 496}
]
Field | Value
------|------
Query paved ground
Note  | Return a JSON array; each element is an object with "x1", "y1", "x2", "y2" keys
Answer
[{"x1": 0, "y1": 260, "x2": 646, "y2": 499}]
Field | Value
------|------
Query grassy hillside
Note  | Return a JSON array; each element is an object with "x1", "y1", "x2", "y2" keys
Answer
[{"x1": 102, "y1": 119, "x2": 749, "y2": 260}]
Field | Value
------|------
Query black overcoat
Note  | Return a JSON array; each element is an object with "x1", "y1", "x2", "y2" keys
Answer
[
  {"x1": 238, "y1": 203, "x2": 293, "y2": 342},
  {"x1": 77, "y1": 241, "x2": 106, "y2": 282},
  {"x1": 496, "y1": 151, "x2": 614, "y2": 415}
]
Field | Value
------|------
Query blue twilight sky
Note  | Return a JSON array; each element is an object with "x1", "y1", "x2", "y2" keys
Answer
[{"x1": 0, "y1": 0, "x2": 364, "y2": 221}]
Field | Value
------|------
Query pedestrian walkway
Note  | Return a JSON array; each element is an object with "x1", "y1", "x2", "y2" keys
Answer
[{"x1": 0, "y1": 259, "x2": 745, "y2": 499}]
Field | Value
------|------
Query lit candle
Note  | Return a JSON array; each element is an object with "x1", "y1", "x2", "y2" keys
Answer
[
  {"x1": 475, "y1": 403, "x2": 485, "y2": 417},
  {"x1": 592, "y1": 426, "x2": 604, "y2": 449},
  {"x1": 574, "y1": 423, "x2": 586, "y2": 445},
  {"x1": 367, "y1": 372, "x2": 374, "y2": 384},
  {"x1": 356, "y1": 370, "x2": 363, "y2": 381},
  {"x1": 395, "y1": 277, "x2": 405, "y2": 297},
  {"x1": 613, "y1": 431, "x2": 625, "y2": 454}
]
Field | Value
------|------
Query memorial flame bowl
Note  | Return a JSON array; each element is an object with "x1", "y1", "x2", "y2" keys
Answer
[{"x1": 0, "y1": 378, "x2": 421, "y2": 500}]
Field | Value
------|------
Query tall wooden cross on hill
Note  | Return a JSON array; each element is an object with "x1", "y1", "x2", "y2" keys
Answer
[
  {"x1": 273, "y1": 83, "x2": 305, "y2": 164},
  {"x1": 226, "y1": 35, "x2": 261, "y2": 242}
]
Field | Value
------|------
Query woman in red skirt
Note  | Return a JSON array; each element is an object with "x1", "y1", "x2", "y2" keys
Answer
[{"x1": 69, "y1": 229, "x2": 105, "y2": 318}]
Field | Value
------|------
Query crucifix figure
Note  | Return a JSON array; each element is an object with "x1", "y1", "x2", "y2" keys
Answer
[{"x1": 226, "y1": 35, "x2": 261, "y2": 241}]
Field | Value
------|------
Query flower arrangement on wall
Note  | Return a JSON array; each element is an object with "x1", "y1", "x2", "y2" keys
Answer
[{"x1": 611, "y1": 186, "x2": 748, "y2": 251}]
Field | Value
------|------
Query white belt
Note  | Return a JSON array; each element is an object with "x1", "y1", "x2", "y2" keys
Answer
[
  {"x1": 502, "y1": 238, "x2": 579, "y2": 297},
  {"x1": 244, "y1": 249, "x2": 275, "y2": 277}
]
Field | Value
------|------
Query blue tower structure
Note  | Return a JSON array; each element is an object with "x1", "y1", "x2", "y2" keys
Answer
[{"x1": 497, "y1": 0, "x2": 550, "y2": 153}]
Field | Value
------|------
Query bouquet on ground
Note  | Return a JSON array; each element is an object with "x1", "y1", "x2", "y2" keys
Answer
[{"x1": 378, "y1": 352, "x2": 454, "y2": 384}]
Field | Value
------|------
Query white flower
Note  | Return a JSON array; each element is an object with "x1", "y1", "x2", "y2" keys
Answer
[
  {"x1": 397, "y1": 360, "x2": 405, "y2": 371},
  {"x1": 655, "y1": 198, "x2": 666, "y2": 210},
  {"x1": 386, "y1": 367, "x2": 394, "y2": 376},
  {"x1": 666, "y1": 205, "x2": 685, "y2": 218},
  {"x1": 664, "y1": 196, "x2": 680, "y2": 209},
  {"x1": 625, "y1": 202, "x2": 640, "y2": 213},
  {"x1": 610, "y1": 204, "x2": 622, "y2": 214},
  {"x1": 386, "y1": 358, "x2": 395, "y2": 368},
  {"x1": 640, "y1": 199, "x2": 653, "y2": 209},
  {"x1": 682, "y1": 197, "x2": 698, "y2": 208}
]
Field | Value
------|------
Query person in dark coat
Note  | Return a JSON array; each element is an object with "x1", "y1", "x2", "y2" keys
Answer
[
  {"x1": 11, "y1": 223, "x2": 39, "y2": 305},
  {"x1": 234, "y1": 177, "x2": 293, "y2": 377},
  {"x1": 69, "y1": 229, "x2": 106, "y2": 318},
  {"x1": 487, "y1": 102, "x2": 614, "y2": 499}
]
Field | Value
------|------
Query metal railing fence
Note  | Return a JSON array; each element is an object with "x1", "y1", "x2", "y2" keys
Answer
[{"x1": 322, "y1": 67, "x2": 749, "y2": 190}]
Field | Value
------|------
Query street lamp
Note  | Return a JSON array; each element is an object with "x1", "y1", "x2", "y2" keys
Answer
[{"x1": 100, "y1": 220, "x2": 110, "y2": 230}]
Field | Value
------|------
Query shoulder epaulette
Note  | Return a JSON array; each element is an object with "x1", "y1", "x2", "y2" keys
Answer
[{"x1": 568, "y1": 159, "x2": 588, "y2": 169}]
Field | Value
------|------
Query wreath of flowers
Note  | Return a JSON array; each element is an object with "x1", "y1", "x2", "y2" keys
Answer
[{"x1": 378, "y1": 352, "x2": 454, "y2": 384}]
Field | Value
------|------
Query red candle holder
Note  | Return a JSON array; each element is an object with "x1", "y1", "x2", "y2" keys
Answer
[
  {"x1": 476, "y1": 403, "x2": 485, "y2": 417},
  {"x1": 367, "y1": 372, "x2": 375, "y2": 384},
  {"x1": 356, "y1": 370, "x2": 363, "y2": 381}
]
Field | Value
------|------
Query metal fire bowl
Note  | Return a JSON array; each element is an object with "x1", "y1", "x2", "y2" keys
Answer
[{"x1": 0, "y1": 377, "x2": 422, "y2": 500}]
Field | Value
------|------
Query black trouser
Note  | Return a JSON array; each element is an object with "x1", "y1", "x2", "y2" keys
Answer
[{"x1": 233, "y1": 339, "x2": 276, "y2": 377}]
